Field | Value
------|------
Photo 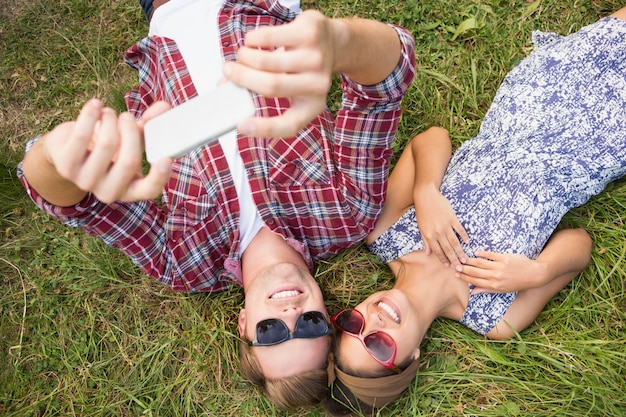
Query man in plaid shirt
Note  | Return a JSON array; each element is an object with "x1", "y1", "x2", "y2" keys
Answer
[{"x1": 18, "y1": 0, "x2": 415, "y2": 409}]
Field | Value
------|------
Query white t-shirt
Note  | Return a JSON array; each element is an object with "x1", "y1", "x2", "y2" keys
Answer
[{"x1": 149, "y1": 0, "x2": 300, "y2": 251}]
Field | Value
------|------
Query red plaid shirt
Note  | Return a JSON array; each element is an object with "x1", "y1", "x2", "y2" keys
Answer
[{"x1": 19, "y1": 0, "x2": 415, "y2": 292}]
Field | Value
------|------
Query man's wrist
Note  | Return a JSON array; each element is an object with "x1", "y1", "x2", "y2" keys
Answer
[
  {"x1": 330, "y1": 18, "x2": 350, "y2": 74},
  {"x1": 330, "y1": 17, "x2": 401, "y2": 85},
  {"x1": 37, "y1": 132, "x2": 55, "y2": 168}
]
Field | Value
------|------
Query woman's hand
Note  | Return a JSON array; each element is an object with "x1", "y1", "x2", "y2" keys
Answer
[
  {"x1": 456, "y1": 250, "x2": 543, "y2": 293},
  {"x1": 30, "y1": 99, "x2": 173, "y2": 205},
  {"x1": 457, "y1": 229, "x2": 592, "y2": 294},
  {"x1": 414, "y1": 184, "x2": 469, "y2": 267}
]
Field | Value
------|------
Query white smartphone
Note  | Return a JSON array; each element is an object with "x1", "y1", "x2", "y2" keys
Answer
[{"x1": 144, "y1": 81, "x2": 255, "y2": 163}]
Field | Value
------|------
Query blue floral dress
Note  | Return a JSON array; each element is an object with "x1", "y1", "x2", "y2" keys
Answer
[{"x1": 369, "y1": 17, "x2": 626, "y2": 334}]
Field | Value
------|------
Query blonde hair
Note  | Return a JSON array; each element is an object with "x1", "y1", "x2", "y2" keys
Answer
[{"x1": 239, "y1": 340, "x2": 329, "y2": 409}]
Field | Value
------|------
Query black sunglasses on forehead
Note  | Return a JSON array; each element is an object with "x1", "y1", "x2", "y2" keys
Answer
[{"x1": 247, "y1": 311, "x2": 333, "y2": 347}]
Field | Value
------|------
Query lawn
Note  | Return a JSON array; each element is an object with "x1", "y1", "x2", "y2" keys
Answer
[{"x1": 1, "y1": 0, "x2": 625, "y2": 416}]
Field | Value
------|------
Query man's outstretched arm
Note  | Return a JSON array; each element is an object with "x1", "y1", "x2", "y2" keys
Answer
[
  {"x1": 21, "y1": 100, "x2": 172, "y2": 207},
  {"x1": 223, "y1": 10, "x2": 403, "y2": 138}
]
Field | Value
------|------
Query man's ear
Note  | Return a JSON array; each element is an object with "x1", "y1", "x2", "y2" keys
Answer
[
  {"x1": 411, "y1": 347, "x2": 421, "y2": 361},
  {"x1": 238, "y1": 309, "x2": 246, "y2": 337}
]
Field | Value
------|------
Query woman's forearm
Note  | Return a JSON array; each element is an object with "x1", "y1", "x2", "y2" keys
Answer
[
  {"x1": 489, "y1": 228, "x2": 593, "y2": 339},
  {"x1": 367, "y1": 127, "x2": 453, "y2": 244},
  {"x1": 411, "y1": 126, "x2": 452, "y2": 193},
  {"x1": 535, "y1": 228, "x2": 593, "y2": 287}
]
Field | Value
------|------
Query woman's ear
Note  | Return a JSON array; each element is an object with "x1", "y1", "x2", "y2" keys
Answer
[
  {"x1": 238, "y1": 309, "x2": 246, "y2": 337},
  {"x1": 411, "y1": 347, "x2": 421, "y2": 361}
]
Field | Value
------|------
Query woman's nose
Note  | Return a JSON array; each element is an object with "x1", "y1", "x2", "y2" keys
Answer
[{"x1": 364, "y1": 306, "x2": 385, "y2": 331}]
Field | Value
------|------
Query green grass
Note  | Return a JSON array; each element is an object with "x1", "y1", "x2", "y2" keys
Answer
[{"x1": 1, "y1": 0, "x2": 625, "y2": 415}]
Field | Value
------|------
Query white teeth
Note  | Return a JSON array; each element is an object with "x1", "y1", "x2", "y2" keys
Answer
[
  {"x1": 271, "y1": 290, "x2": 300, "y2": 299},
  {"x1": 378, "y1": 302, "x2": 400, "y2": 323}
]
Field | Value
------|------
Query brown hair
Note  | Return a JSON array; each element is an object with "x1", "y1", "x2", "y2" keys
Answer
[
  {"x1": 239, "y1": 340, "x2": 329, "y2": 410},
  {"x1": 325, "y1": 333, "x2": 418, "y2": 416},
  {"x1": 324, "y1": 335, "x2": 382, "y2": 417},
  {"x1": 325, "y1": 377, "x2": 375, "y2": 416}
]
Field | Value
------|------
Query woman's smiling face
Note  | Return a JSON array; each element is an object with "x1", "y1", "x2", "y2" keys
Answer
[{"x1": 337, "y1": 289, "x2": 422, "y2": 376}]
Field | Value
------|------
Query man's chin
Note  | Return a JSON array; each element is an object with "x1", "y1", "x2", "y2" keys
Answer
[{"x1": 257, "y1": 262, "x2": 308, "y2": 283}]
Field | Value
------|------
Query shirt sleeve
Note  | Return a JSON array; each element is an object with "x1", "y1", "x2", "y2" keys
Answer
[
  {"x1": 340, "y1": 25, "x2": 416, "y2": 109},
  {"x1": 332, "y1": 24, "x2": 416, "y2": 226},
  {"x1": 17, "y1": 135, "x2": 170, "y2": 278}
]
